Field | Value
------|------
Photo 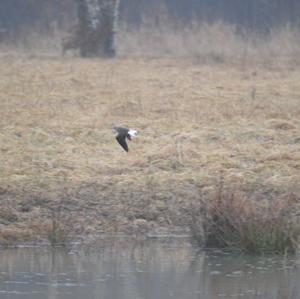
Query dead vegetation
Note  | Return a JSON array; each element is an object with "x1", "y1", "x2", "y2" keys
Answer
[
  {"x1": 189, "y1": 174, "x2": 300, "y2": 254},
  {"x1": 0, "y1": 55, "x2": 299, "y2": 249},
  {"x1": 117, "y1": 20, "x2": 300, "y2": 66}
]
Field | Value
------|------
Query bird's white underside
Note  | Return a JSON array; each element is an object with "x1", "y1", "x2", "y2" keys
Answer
[{"x1": 128, "y1": 129, "x2": 138, "y2": 137}]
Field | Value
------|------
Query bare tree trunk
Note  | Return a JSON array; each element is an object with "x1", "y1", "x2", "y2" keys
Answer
[{"x1": 76, "y1": 0, "x2": 120, "y2": 58}]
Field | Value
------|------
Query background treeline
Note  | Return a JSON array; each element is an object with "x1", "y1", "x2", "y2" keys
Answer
[{"x1": 1, "y1": 0, "x2": 300, "y2": 33}]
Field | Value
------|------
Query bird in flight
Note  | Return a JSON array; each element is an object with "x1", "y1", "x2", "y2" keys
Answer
[{"x1": 113, "y1": 126, "x2": 138, "y2": 152}]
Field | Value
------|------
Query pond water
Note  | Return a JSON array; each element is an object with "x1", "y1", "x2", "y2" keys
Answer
[{"x1": 0, "y1": 238, "x2": 299, "y2": 299}]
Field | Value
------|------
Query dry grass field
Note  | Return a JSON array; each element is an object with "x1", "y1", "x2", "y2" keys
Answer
[{"x1": 0, "y1": 55, "x2": 300, "y2": 246}]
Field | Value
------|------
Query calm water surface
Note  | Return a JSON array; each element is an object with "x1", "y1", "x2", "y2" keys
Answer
[{"x1": 0, "y1": 238, "x2": 299, "y2": 299}]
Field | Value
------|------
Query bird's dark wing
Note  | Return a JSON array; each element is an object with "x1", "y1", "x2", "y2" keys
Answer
[
  {"x1": 116, "y1": 135, "x2": 128, "y2": 152},
  {"x1": 127, "y1": 134, "x2": 131, "y2": 141}
]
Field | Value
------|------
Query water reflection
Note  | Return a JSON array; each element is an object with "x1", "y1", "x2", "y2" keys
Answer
[{"x1": 0, "y1": 238, "x2": 299, "y2": 299}]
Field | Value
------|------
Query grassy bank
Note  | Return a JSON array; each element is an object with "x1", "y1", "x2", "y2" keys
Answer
[
  {"x1": 189, "y1": 175, "x2": 300, "y2": 254},
  {"x1": 0, "y1": 56, "x2": 300, "y2": 251}
]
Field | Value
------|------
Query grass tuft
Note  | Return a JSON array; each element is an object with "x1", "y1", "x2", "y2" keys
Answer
[{"x1": 189, "y1": 176, "x2": 300, "y2": 254}]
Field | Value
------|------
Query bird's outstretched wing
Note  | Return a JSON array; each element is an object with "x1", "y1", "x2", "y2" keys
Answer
[{"x1": 116, "y1": 135, "x2": 128, "y2": 152}]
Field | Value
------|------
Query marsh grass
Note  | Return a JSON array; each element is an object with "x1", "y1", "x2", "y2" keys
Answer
[
  {"x1": 0, "y1": 228, "x2": 33, "y2": 246},
  {"x1": 117, "y1": 18, "x2": 300, "y2": 66},
  {"x1": 190, "y1": 176, "x2": 300, "y2": 254},
  {"x1": 0, "y1": 48, "x2": 300, "y2": 248},
  {"x1": 27, "y1": 207, "x2": 77, "y2": 247}
]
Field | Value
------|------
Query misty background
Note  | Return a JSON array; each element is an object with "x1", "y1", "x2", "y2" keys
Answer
[
  {"x1": 0, "y1": 0, "x2": 300, "y2": 62},
  {"x1": 1, "y1": 0, "x2": 300, "y2": 31}
]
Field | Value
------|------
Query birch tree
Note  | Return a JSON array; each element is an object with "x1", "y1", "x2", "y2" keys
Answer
[{"x1": 76, "y1": 0, "x2": 120, "y2": 57}]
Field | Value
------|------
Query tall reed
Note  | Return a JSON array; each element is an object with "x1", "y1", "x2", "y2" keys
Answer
[{"x1": 190, "y1": 178, "x2": 300, "y2": 254}]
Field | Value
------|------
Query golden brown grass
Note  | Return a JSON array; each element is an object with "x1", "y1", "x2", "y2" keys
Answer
[
  {"x1": 0, "y1": 55, "x2": 300, "y2": 246},
  {"x1": 189, "y1": 174, "x2": 300, "y2": 254}
]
